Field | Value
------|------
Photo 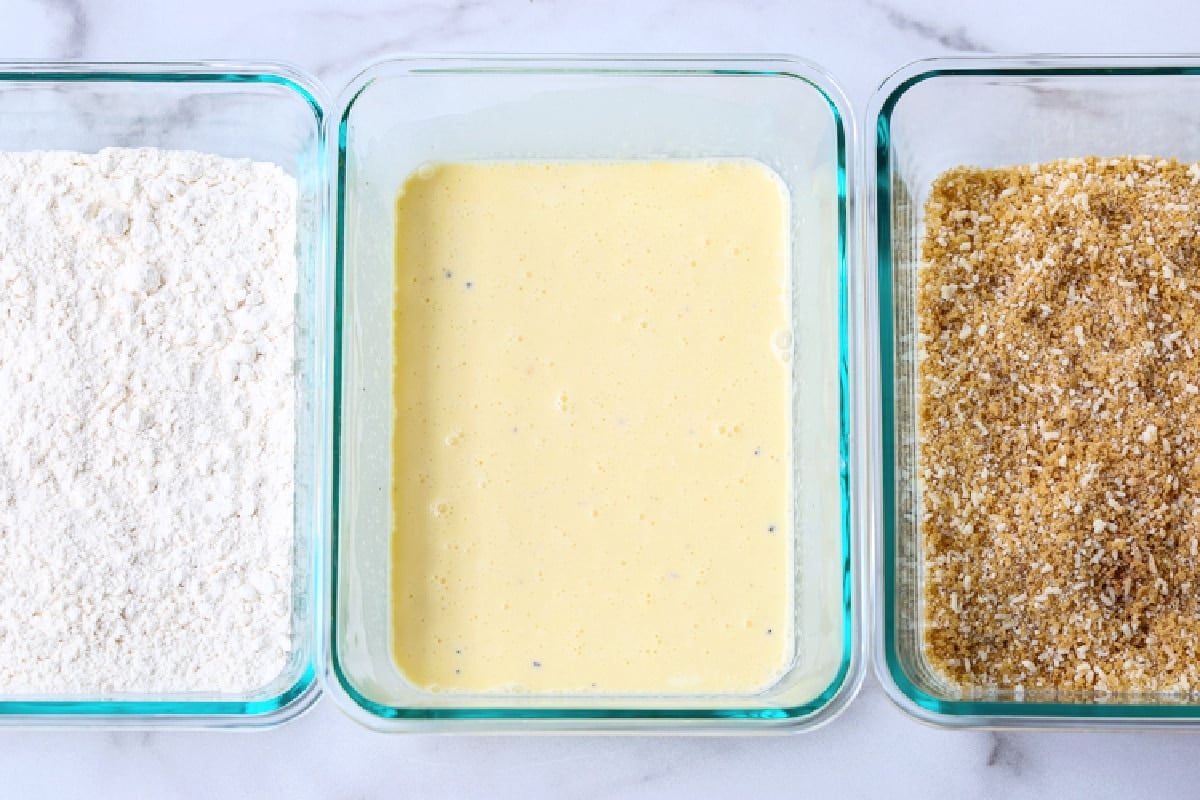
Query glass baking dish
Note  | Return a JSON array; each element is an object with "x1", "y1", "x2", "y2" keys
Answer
[
  {"x1": 0, "y1": 62, "x2": 326, "y2": 727},
  {"x1": 328, "y1": 55, "x2": 864, "y2": 732},
  {"x1": 871, "y1": 56, "x2": 1200, "y2": 728}
]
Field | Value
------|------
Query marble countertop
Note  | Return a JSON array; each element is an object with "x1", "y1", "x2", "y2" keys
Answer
[{"x1": 5, "y1": 0, "x2": 1200, "y2": 797}]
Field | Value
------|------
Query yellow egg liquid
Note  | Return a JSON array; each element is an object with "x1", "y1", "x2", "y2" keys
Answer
[{"x1": 391, "y1": 160, "x2": 792, "y2": 694}]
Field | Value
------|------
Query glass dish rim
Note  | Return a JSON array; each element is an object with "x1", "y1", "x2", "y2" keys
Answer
[
  {"x1": 324, "y1": 52, "x2": 864, "y2": 731},
  {"x1": 870, "y1": 54, "x2": 1200, "y2": 728},
  {"x1": 0, "y1": 59, "x2": 327, "y2": 727}
]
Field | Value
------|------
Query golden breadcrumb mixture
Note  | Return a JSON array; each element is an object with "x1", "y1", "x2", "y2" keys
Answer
[{"x1": 919, "y1": 156, "x2": 1200, "y2": 695}]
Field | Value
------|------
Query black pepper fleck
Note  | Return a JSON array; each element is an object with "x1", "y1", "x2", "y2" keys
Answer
[
  {"x1": 532, "y1": 661, "x2": 541, "y2": 668},
  {"x1": 767, "y1": 524, "x2": 776, "y2": 533},
  {"x1": 766, "y1": 628, "x2": 773, "y2": 635},
  {"x1": 465, "y1": 281, "x2": 474, "y2": 289},
  {"x1": 753, "y1": 447, "x2": 762, "y2": 456},
  {"x1": 444, "y1": 270, "x2": 453, "y2": 279}
]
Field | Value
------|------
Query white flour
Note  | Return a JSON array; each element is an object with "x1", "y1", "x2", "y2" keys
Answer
[{"x1": 0, "y1": 148, "x2": 296, "y2": 694}]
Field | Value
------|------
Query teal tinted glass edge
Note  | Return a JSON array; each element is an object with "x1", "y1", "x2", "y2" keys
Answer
[
  {"x1": 328, "y1": 64, "x2": 855, "y2": 725},
  {"x1": 0, "y1": 663, "x2": 316, "y2": 718},
  {"x1": 0, "y1": 67, "x2": 323, "y2": 720},
  {"x1": 0, "y1": 70, "x2": 323, "y2": 117},
  {"x1": 877, "y1": 63, "x2": 1200, "y2": 721}
]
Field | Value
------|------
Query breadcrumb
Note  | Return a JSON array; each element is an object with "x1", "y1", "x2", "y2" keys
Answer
[{"x1": 919, "y1": 156, "x2": 1200, "y2": 694}]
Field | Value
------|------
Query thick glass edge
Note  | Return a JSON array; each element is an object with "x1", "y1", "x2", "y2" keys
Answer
[
  {"x1": 869, "y1": 56, "x2": 1200, "y2": 727},
  {"x1": 324, "y1": 55, "x2": 865, "y2": 731},
  {"x1": 0, "y1": 60, "x2": 330, "y2": 726},
  {"x1": 0, "y1": 59, "x2": 326, "y2": 116},
  {"x1": 331, "y1": 52, "x2": 869, "y2": 122},
  {"x1": 0, "y1": 669, "x2": 322, "y2": 730}
]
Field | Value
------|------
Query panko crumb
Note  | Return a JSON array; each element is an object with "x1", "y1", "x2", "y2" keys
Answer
[{"x1": 919, "y1": 155, "x2": 1200, "y2": 695}]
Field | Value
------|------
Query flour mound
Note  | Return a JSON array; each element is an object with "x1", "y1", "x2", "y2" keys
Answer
[{"x1": 0, "y1": 148, "x2": 296, "y2": 694}]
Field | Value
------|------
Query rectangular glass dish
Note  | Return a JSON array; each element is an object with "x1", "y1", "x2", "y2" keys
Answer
[
  {"x1": 872, "y1": 56, "x2": 1200, "y2": 728},
  {"x1": 0, "y1": 62, "x2": 326, "y2": 727},
  {"x1": 328, "y1": 55, "x2": 863, "y2": 732}
]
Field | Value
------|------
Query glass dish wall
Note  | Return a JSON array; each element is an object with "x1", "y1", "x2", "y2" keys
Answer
[
  {"x1": 873, "y1": 56, "x2": 1200, "y2": 727},
  {"x1": 0, "y1": 62, "x2": 326, "y2": 727},
  {"x1": 330, "y1": 56, "x2": 863, "y2": 732}
]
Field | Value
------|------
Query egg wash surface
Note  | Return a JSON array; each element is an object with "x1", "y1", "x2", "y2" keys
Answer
[{"x1": 391, "y1": 160, "x2": 792, "y2": 694}]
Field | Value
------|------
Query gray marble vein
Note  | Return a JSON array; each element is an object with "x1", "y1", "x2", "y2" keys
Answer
[
  {"x1": 985, "y1": 732, "x2": 1025, "y2": 777},
  {"x1": 38, "y1": 0, "x2": 89, "y2": 59},
  {"x1": 310, "y1": 0, "x2": 501, "y2": 81},
  {"x1": 864, "y1": 0, "x2": 990, "y2": 54}
]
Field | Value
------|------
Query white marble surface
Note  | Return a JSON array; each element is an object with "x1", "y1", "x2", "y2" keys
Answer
[{"x1": 5, "y1": 0, "x2": 1200, "y2": 797}]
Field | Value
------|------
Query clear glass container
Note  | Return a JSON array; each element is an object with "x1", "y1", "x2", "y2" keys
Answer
[
  {"x1": 870, "y1": 56, "x2": 1200, "y2": 728},
  {"x1": 329, "y1": 55, "x2": 864, "y2": 732},
  {"x1": 0, "y1": 62, "x2": 326, "y2": 727}
]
